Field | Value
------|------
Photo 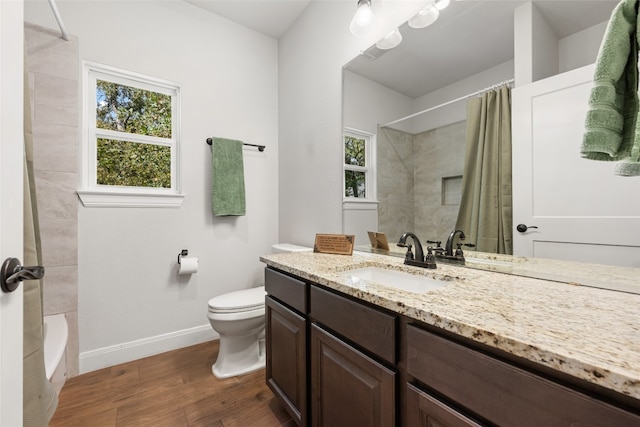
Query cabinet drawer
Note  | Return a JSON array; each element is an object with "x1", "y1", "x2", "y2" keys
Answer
[
  {"x1": 406, "y1": 383, "x2": 482, "y2": 427},
  {"x1": 310, "y1": 285, "x2": 396, "y2": 365},
  {"x1": 406, "y1": 325, "x2": 640, "y2": 427},
  {"x1": 265, "y1": 267, "x2": 307, "y2": 313}
]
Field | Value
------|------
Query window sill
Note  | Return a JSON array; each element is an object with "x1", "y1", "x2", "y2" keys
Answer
[
  {"x1": 343, "y1": 200, "x2": 379, "y2": 210},
  {"x1": 77, "y1": 190, "x2": 186, "y2": 208}
]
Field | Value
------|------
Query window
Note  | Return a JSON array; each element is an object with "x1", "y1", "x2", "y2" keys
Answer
[
  {"x1": 78, "y1": 62, "x2": 184, "y2": 207},
  {"x1": 343, "y1": 128, "x2": 375, "y2": 201}
]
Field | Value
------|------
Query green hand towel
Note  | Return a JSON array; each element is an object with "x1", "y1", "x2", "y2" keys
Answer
[
  {"x1": 582, "y1": 0, "x2": 640, "y2": 176},
  {"x1": 212, "y1": 137, "x2": 246, "y2": 216}
]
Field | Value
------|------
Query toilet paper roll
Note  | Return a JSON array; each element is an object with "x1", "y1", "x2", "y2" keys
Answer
[{"x1": 178, "y1": 256, "x2": 198, "y2": 275}]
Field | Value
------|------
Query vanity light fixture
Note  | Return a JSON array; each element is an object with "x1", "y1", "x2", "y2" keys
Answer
[
  {"x1": 408, "y1": 1, "x2": 439, "y2": 29},
  {"x1": 435, "y1": 0, "x2": 450, "y2": 10},
  {"x1": 376, "y1": 28, "x2": 403, "y2": 50},
  {"x1": 350, "y1": 0, "x2": 376, "y2": 37}
]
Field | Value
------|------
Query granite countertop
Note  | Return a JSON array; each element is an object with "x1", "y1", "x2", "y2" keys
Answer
[{"x1": 260, "y1": 251, "x2": 640, "y2": 400}]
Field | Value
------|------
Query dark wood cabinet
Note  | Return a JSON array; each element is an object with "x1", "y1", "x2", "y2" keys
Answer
[
  {"x1": 406, "y1": 324, "x2": 640, "y2": 427},
  {"x1": 265, "y1": 267, "x2": 640, "y2": 427},
  {"x1": 406, "y1": 384, "x2": 481, "y2": 427},
  {"x1": 310, "y1": 324, "x2": 395, "y2": 427},
  {"x1": 266, "y1": 296, "x2": 307, "y2": 426},
  {"x1": 265, "y1": 268, "x2": 308, "y2": 426}
]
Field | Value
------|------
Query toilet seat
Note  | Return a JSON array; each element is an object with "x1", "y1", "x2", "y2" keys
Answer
[{"x1": 208, "y1": 286, "x2": 265, "y2": 314}]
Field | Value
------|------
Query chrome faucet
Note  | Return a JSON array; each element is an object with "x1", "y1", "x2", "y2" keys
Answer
[
  {"x1": 445, "y1": 229, "x2": 466, "y2": 257},
  {"x1": 397, "y1": 232, "x2": 436, "y2": 269}
]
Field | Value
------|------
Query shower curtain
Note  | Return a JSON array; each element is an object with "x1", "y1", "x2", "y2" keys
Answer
[
  {"x1": 23, "y1": 58, "x2": 58, "y2": 426},
  {"x1": 455, "y1": 86, "x2": 513, "y2": 255}
]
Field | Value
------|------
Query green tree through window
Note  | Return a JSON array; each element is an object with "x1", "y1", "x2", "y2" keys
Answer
[
  {"x1": 95, "y1": 80, "x2": 174, "y2": 188},
  {"x1": 343, "y1": 131, "x2": 372, "y2": 199}
]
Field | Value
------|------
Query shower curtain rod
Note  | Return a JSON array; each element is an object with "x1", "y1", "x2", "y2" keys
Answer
[
  {"x1": 381, "y1": 78, "x2": 515, "y2": 128},
  {"x1": 47, "y1": 0, "x2": 69, "y2": 41}
]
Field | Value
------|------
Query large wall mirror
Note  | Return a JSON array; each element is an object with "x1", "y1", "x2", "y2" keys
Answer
[{"x1": 342, "y1": 1, "x2": 636, "y2": 265}]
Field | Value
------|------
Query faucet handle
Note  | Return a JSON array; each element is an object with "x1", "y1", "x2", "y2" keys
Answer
[
  {"x1": 424, "y1": 247, "x2": 437, "y2": 269},
  {"x1": 426, "y1": 240, "x2": 442, "y2": 248},
  {"x1": 455, "y1": 242, "x2": 475, "y2": 257},
  {"x1": 398, "y1": 243, "x2": 414, "y2": 260}
]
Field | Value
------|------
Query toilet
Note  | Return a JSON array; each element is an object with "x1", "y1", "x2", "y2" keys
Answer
[{"x1": 207, "y1": 243, "x2": 312, "y2": 378}]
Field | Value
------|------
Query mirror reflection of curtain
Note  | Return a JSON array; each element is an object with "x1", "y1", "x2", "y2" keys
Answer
[
  {"x1": 455, "y1": 86, "x2": 513, "y2": 254},
  {"x1": 23, "y1": 57, "x2": 58, "y2": 425}
]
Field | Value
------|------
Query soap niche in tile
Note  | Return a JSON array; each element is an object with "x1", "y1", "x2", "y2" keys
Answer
[{"x1": 442, "y1": 175, "x2": 462, "y2": 206}]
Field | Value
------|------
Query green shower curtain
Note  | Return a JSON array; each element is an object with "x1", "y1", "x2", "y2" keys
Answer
[
  {"x1": 455, "y1": 86, "x2": 513, "y2": 255},
  {"x1": 23, "y1": 58, "x2": 58, "y2": 426}
]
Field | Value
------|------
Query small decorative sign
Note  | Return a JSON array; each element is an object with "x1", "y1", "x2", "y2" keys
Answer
[
  {"x1": 367, "y1": 231, "x2": 390, "y2": 250},
  {"x1": 314, "y1": 234, "x2": 355, "y2": 255}
]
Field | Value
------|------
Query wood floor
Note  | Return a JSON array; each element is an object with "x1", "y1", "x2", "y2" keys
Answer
[{"x1": 49, "y1": 341, "x2": 294, "y2": 427}]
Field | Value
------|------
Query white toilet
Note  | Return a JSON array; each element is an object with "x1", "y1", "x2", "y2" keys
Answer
[{"x1": 207, "y1": 243, "x2": 312, "y2": 379}]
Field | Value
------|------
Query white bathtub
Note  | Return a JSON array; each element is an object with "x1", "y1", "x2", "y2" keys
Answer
[{"x1": 43, "y1": 314, "x2": 68, "y2": 394}]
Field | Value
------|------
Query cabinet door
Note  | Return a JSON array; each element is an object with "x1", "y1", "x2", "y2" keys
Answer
[
  {"x1": 311, "y1": 324, "x2": 395, "y2": 427},
  {"x1": 266, "y1": 296, "x2": 307, "y2": 426},
  {"x1": 406, "y1": 384, "x2": 481, "y2": 427}
]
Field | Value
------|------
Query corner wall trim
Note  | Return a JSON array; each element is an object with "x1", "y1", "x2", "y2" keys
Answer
[{"x1": 79, "y1": 324, "x2": 217, "y2": 374}]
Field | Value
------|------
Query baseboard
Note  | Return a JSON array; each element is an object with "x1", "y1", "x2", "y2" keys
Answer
[{"x1": 79, "y1": 324, "x2": 219, "y2": 374}]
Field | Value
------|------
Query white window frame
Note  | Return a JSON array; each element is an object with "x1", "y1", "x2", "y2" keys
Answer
[
  {"x1": 78, "y1": 61, "x2": 185, "y2": 208},
  {"x1": 343, "y1": 127, "x2": 377, "y2": 204}
]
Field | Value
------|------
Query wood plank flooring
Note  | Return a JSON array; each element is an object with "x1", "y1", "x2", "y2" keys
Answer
[{"x1": 49, "y1": 341, "x2": 294, "y2": 427}]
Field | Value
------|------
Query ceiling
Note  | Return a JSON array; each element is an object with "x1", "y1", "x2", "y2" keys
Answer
[
  {"x1": 183, "y1": 1, "x2": 618, "y2": 98},
  {"x1": 183, "y1": 0, "x2": 312, "y2": 39},
  {"x1": 346, "y1": 0, "x2": 618, "y2": 99}
]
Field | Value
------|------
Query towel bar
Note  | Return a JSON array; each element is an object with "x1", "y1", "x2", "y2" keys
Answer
[{"x1": 206, "y1": 138, "x2": 265, "y2": 152}]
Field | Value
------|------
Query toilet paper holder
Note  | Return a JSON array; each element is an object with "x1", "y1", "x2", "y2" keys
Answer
[{"x1": 178, "y1": 249, "x2": 189, "y2": 264}]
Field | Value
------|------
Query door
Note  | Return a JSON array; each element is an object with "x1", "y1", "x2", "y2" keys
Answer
[
  {"x1": 0, "y1": 1, "x2": 25, "y2": 425},
  {"x1": 512, "y1": 64, "x2": 640, "y2": 267}
]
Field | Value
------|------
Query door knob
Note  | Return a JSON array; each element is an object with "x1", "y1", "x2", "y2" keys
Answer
[
  {"x1": 1, "y1": 257, "x2": 45, "y2": 293},
  {"x1": 516, "y1": 224, "x2": 539, "y2": 233}
]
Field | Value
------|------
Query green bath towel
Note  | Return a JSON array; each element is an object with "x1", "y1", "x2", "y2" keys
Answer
[
  {"x1": 582, "y1": 0, "x2": 640, "y2": 176},
  {"x1": 212, "y1": 137, "x2": 246, "y2": 216}
]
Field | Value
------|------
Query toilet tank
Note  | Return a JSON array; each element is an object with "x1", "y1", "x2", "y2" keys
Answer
[{"x1": 271, "y1": 243, "x2": 312, "y2": 254}]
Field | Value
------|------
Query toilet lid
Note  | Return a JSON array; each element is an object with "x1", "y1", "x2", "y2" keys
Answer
[{"x1": 208, "y1": 286, "x2": 265, "y2": 312}]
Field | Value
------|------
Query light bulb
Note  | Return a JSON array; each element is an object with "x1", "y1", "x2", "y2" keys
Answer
[
  {"x1": 436, "y1": 0, "x2": 450, "y2": 10},
  {"x1": 350, "y1": 0, "x2": 376, "y2": 37},
  {"x1": 376, "y1": 28, "x2": 402, "y2": 50},
  {"x1": 408, "y1": 5, "x2": 439, "y2": 29}
]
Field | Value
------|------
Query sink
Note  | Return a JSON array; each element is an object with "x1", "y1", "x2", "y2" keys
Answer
[{"x1": 339, "y1": 266, "x2": 450, "y2": 294}]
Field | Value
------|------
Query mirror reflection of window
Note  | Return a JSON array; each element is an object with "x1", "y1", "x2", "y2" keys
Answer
[{"x1": 343, "y1": 128, "x2": 374, "y2": 199}]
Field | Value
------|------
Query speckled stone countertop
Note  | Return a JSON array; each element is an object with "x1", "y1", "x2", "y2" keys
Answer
[{"x1": 260, "y1": 251, "x2": 640, "y2": 400}]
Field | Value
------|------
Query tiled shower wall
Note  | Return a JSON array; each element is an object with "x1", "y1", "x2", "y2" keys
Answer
[
  {"x1": 378, "y1": 121, "x2": 466, "y2": 248},
  {"x1": 414, "y1": 121, "x2": 467, "y2": 246},
  {"x1": 25, "y1": 23, "x2": 79, "y2": 378}
]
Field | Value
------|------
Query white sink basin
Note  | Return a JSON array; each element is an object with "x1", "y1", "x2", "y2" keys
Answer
[{"x1": 339, "y1": 266, "x2": 449, "y2": 294}]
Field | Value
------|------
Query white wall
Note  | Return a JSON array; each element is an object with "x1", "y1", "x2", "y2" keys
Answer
[
  {"x1": 343, "y1": 70, "x2": 414, "y2": 135},
  {"x1": 411, "y1": 60, "x2": 514, "y2": 133},
  {"x1": 559, "y1": 21, "x2": 607, "y2": 73},
  {"x1": 25, "y1": 0, "x2": 279, "y2": 372}
]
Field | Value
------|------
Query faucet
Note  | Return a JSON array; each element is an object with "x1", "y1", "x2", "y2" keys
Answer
[
  {"x1": 397, "y1": 232, "x2": 436, "y2": 269},
  {"x1": 445, "y1": 229, "x2": 466, "y2": 257}
]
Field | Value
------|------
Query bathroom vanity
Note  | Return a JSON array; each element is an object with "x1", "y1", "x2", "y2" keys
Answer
[{"x1": 261, "y1": 251, "x2": 640, "y2": 427}]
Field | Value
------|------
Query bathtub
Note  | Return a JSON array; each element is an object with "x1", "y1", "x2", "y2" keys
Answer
[{"x1": 43, "y1": 314, "x2": 68, "y2": 395}]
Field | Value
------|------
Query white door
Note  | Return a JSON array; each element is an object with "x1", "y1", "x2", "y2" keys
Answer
[
  {"x1": 512, "y1": 64, "x2": 640, "y2": 267},
  {"x1": 0, "y1": 0, "x2": 25, "y2": 425}
]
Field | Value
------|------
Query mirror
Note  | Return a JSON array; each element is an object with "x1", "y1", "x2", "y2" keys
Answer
[{"x1": 342, "y1": 1, "x2": 640, "y2": 293}]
